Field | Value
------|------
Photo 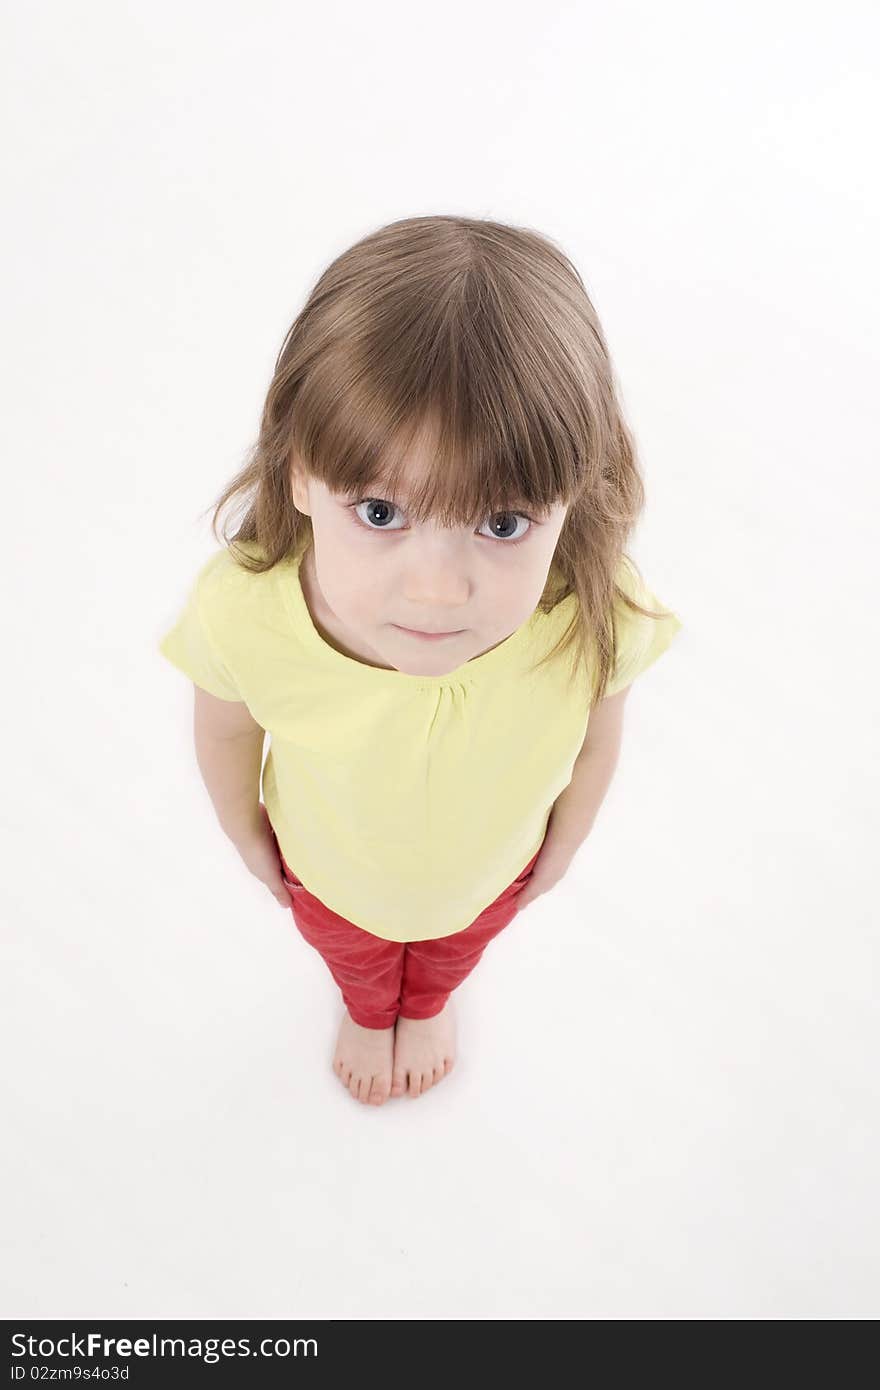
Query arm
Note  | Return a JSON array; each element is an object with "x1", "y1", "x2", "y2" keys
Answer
[
  {"x1": 193, "y1": 686, "x2": 266, "y2": 844},
  {"x1": 541, "y1": 684, "x2": 631, "y2": 857}
]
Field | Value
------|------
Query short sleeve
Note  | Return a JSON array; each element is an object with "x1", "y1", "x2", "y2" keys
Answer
[
  {"x1": 603, "y1": 558, "x2": 683, "y2": 698},
  {"x1": 158, "y1": 557, "x2": 242, "y2": 702}
]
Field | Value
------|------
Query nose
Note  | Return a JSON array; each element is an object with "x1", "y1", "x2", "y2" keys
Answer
[{"x1": 400, "y1": 557, "x2": 470, "y2": 618}]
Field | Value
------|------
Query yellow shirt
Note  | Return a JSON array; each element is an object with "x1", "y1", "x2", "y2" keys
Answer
[{"x1": 158, "y1": 537, "x2": 682, "y2": 941}]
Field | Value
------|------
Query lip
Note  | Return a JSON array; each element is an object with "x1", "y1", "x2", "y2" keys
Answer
[{"x1": 392, "y1": 625, "x2": 465, "y2": 641}]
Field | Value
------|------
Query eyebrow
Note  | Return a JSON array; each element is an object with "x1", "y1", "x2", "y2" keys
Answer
[
  {"x1": 360, "y1": 482, "x2": 534, "y2": 512},
  {"x1": 359, "y1": 482, "x2": 421, "y2": 510}
]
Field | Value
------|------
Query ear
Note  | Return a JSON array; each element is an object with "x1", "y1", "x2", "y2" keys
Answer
[{"x1": 289, "y1": 453, "x2": 312, "y2": 515}]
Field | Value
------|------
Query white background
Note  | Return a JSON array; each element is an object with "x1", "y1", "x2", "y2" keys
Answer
[{"x1": 3, "y1": 0, "x2": 878, "y2": 1320}]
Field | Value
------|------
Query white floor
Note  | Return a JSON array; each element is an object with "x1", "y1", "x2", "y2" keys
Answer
[{"x1": 5, "y1": 660, "x2": 877, "y2": 1320}]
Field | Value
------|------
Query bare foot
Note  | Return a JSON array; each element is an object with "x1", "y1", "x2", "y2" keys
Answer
[
  {"x1": 332, "y1": 1009, "x2": 395, "y2": 1105},
  {"x1": 390, "y1": 998, "x2": 457, "y2": 1098}
]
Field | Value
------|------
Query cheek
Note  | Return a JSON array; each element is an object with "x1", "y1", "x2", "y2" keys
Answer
[
  {"x1": 469, "y1": 572, "x2": 529, "y2": 631},
  {"x1": 323, "y1": 565, "x2": 380, "y2": 622},
  {"x1": 497, "y1": 567, "x2": 549, "y2": 625}
]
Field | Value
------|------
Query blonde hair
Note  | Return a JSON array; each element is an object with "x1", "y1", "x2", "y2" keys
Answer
[{"x1": 203, "y1": 214, "x2": 672, "y2": 703}]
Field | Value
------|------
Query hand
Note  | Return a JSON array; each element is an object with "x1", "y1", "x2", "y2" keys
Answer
[
  {"x1": 229, "y1": 803, "x2": 293, "y2": 910},
  {"x1": 515, "y1": 836, "x2": 577, "y2": 911}
]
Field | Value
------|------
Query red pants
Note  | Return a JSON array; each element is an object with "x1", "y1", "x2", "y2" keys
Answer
[{"x1": 265, "y1": 808, "x2": 540, "y2": 1029}]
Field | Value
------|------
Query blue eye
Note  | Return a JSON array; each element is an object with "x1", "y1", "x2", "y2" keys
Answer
[{"x1": 347, "y1": 498, "x2": 535, "y2": 542}]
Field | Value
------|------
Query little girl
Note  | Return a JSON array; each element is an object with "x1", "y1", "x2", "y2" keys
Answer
[{"x1": 159, "y1": 214, "x2": 683, "y2": 1109}]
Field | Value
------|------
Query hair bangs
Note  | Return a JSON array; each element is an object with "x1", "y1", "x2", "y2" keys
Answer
[
  {"x1": 293, "y1": 281, "x2": 585, "y2": 531},
  {"x1": 303, "y1": 405, "x2": 572, "y2": 530}
]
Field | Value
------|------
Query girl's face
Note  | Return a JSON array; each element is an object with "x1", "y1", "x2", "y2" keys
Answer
[{"x1": 289, "y1": 448, "x2": 569, "y2": 677}]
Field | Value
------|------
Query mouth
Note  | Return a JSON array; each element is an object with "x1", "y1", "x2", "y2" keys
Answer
[{"x1": 392, "y1": 625, "x2": 465, "y2": 641}]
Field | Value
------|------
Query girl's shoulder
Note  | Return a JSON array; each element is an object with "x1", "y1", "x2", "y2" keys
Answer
[
  {"x1": 188, "y1": 541, "x2": 293, "y2": 640},
  {"x1": 195, "y1": 539, "x2": 284, "y2": 596}
]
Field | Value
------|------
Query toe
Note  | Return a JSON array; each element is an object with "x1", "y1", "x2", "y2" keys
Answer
[
  {"x1": 407, "y1": 1071, "x2": 422, "y2": 1098},
  {"x1": 369, "y1": 1075, "x2": 390, "y2": 1105},
  {"x1": 390, "y1": 1073, "x2": 407, "y2": 1097}
]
